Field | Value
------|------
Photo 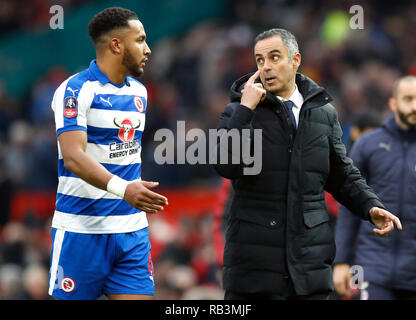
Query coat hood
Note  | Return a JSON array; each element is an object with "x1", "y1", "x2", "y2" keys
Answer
[{"x1": 229, "y1": 72, "x2": 333, "y2": 106}]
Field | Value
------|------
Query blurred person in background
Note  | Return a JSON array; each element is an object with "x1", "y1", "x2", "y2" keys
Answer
[
  {"x1": 0, "y1": 220, "x2": 50, "y2": 271},
  {"x1": 152, "y1": 215, "x2": 222, "y2": 299},
  {"x1": 0, "y1": 222, "x2": 27, "y2": 266},
  {"x1": 157, "y1": 217, "x2": 197, "y2": 269},
  {"x1": 155, "y1": 217, "x2": 202, "y2": 299},
  {"x1": 21, "y1": 263, "x2": 50, "y2": 300},
  {"x1": 4, "y1": 121, "x2": 34, "y2": 191},
  {"x1": 0, "y1": 264, "x2": 23, "y2": 299},
  {"x1": 213, "y1": 28, "x2": 401, "y2": 300},
  {"x1": 344, "y1": 109, "x2": 383, "y2": 154},
  {"x1": 333, "y1": 76, "x2": 416, "y2": 300},
  {"x1": 3, "y1": 119, "x2": 58, "y2": 192},
  {"x1": 0, "y1": 83, "x2": 17, "y2": 139},
  {"x1": 27, "y1": 123, "x2": 58, "y2": 191},
  {"x1": 28, "y1": 66, "x2": 69, "y2": 125},
  {"x1": 0, "y1": 140, "x2": 12, "y2": 226},
  {"x1": 212, "y1": 178, "x2": 233, "y2": 268},
  {"x1": 48, "y1": 7, "x2": 168, "y2": 300}
]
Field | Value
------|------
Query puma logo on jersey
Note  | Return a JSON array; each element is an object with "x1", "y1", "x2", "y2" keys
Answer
[
  {"x1": 66, "y1": 87, "x2": 79, "y2": 97},
  {"x1": 100, "y1": 96, "x2": 112, "y2": 107},
  {"x1": 378, "y1": 142, "x2": 391, "y2": 151}
]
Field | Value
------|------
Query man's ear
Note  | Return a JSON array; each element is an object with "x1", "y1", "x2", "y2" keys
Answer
[
  {"x1": 388, "y1": 97, "x2": 397, "y2": 113},
  {"x1": 109, "y1": 37, "x2": 122, "y2": 54},
  {"x1": 292, "y1": 52, "x2": 301, "y2": 69}
]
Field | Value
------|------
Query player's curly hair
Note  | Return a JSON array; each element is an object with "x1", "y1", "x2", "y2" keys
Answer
[{"x1": 88, "y1": 7, "x2": 138, "y2": 43}]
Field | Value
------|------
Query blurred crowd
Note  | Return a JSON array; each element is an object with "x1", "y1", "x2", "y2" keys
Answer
[
  {"x1": 0, "y1": 0, "x2": 93, "y2": 37},
  {"x1": 0, "y1": 0, "x2": 415, "y2": 299}
]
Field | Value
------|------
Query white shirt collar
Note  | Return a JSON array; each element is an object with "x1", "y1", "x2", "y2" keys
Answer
[{"x1": 277, "y1": 85, "x2": 304, "y2": 109}]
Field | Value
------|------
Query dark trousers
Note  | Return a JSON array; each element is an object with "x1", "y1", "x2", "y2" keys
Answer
[
  {"x1": 224, "y1": 273, "x2": 331, "y2": 300},
  {"x1": 224, "y1": 290, "x2": 330, "y2": 300},
  {"x1": 365, "y1": 283, "x2": 416, "y2": 300}
]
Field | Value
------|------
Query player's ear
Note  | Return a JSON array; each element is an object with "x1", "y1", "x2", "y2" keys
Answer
[{"x1": 109, "y1": 37, "x2": 122, "y2": 55}]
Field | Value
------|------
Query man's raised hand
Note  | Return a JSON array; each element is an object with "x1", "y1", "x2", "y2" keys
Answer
[{"x1": 240, "y1": 70, "x2": 266, "y2": 110}]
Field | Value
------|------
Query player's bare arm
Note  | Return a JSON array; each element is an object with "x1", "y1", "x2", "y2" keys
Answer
[{"x1": 59, "y1": 130, "x2": 168, "y2": 214}]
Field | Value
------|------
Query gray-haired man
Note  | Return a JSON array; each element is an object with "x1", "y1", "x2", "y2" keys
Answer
[{"x1": 213, "y1": 28, "x2": 401, "y2": 300}]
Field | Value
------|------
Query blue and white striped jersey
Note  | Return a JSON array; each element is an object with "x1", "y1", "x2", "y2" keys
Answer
[{"x1": 51, "y1": 60, "x2": 148, "y2": 234}]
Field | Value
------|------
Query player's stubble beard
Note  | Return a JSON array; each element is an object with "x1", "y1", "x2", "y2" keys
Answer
[
  {"x1": 122, "y1": 47, "x2": 143, "y2": 78},
  {"x1": 397, "y1": 108, "x2": 416, "y2": 130}
]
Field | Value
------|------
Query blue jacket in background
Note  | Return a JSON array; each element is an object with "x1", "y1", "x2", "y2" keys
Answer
[{"x1": 334, "y1": 114, "x2": 416, "y2": 291}]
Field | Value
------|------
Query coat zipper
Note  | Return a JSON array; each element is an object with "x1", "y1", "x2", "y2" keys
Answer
[{"x1": 391, "y1": 140, "x2": 407, "y2": 286}]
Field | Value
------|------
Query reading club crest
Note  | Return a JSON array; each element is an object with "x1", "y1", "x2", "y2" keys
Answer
[
  {"x1": 134, "y1": 96, "x2": 144, "y2": 113},
  {"x1": 113, "y1": 118, "x2": 141, "y2": 142},
  {"x1": 61, "y1": 277, "x2": 75, "y2": 293}
]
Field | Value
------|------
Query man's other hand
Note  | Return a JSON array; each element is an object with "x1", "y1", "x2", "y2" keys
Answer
[
  {"x1": 124, "y1": 180, "x2": 168, "y2": 214},
  {"x1": 333, "y1": 264, "x2": 353, "y2": 298},
  {"x1": 369, "y1": 207, "x2": 402, "y2": 236}
]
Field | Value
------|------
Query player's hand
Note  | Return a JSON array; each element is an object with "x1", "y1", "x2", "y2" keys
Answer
[
  {"x1": 369, "y1": 207, "x2": 402, "y2": 236},
  {"x1": 240, "y1": 70, "x2": 266, "y2": 110},
  {"x1": 333, "y1": 264, "x2": 353, "y2": 298},
  {"x1": 124, "y1": 180, "x2": 168, "y2": 214}
]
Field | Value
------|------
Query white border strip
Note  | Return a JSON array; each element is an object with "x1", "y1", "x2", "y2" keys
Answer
[
  {"x1": 87, "y1": 109, "x2": 146, "y2": 130},
  {"x1": 48, "y1": 229, "x2": 65, "y2": 295},
  {"x1": 57, "y1": 176, "x2": 120, "y2": 199},
  {"x1": 51, "y1": 210, "x2": 148, "y2": 234}
]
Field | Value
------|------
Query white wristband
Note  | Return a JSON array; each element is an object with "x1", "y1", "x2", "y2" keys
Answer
[{"x1": 107, "y1": 176, "x2": 129, "y2": 198}]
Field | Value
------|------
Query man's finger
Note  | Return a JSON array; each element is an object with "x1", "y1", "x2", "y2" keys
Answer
[
  {"x1": 139, "y1": 199, "x2": 165, "y2": 210},
  {"x1": 247, "y1": 70, "x2": 260, "y2": 84},
  {"x1": 373, "y1": 229, "x2": 388, "y2": 236},
  {"x1": 140, "y1": 193, "x2": 168, "y2": 206},
  {"x1": 259, "y1": 88, "x2": 266, "y2": 101},
  {"x1": 373, "y1": 222, "x2": 393, "y2": 236},
  {"x1": 371, "y1": 207, "x2": 402, "y2": 232},
  {"x1": 142, "y1": 180, "x2": 159, "y2": 188},
  {"x1": 139, "y1": 181, "x2": 168, "y2": 202},
  {"x1": 342, "y1": 279, "x2": 353, "y2": 298},
  {"x1": 143, "y1": 189, "x2": 168, "y2": 204},
  {"x1": 381, "y1": 211, "x2": 402, "y2": 231},
  {"x1": 391, "y1": 215, "x2": 402, "y2": 230},
  {"x1": 382, "y1": 210, "x2": 402, "y2": 230},
  {"x1": 334, "y1": 281, "x2": 347, "y2": 296},
  {"x1": 136, "y1": 201, "x2": 164, "y2": 212},
  {"x1": 139, "y1": 206, "x2": 157, "y2": 214},
  {"x1": 254, "y1": 83, "x2": 266, "y2": 94}
]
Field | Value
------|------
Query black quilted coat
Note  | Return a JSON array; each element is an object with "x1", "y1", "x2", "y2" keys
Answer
[{"x1": 213, "y1": 72, "x2": 384, "y2": 296}]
